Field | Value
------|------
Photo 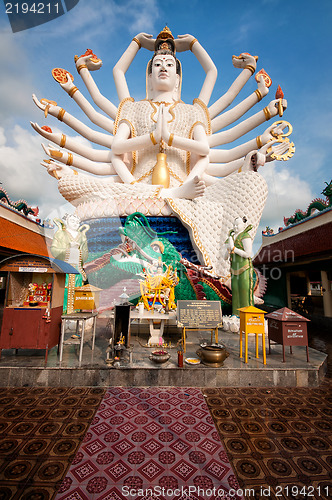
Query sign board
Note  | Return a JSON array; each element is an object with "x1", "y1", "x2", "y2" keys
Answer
[
  {"x1": 285, "y1": 323, "x2": 305, "y2": 340},
  {"x1": 0, "y1": 256, "x2": 53, "y2": 273},
  {"x1": 177, "y1": 300, "x2": 222, "y2": 329},
  {"x1": 19, "y1": 267, "x2": 48, "y2": 273}
]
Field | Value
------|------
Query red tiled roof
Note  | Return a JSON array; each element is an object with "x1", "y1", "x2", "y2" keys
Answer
[
  {"x1": 254, "y1": 220, "x2": 332, "y2": 266},
  {"x1": 0, "y1": 218, "x2": 50, "y2": 257}
]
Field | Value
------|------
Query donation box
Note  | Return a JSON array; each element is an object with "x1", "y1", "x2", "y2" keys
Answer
[
  {"x1": 239, "y1": 306, "x2": 265, "y2": 335},
  {"x1": 238, "y1": 306, "x2": 266, "y2": 364},
  {"x1": 74, "y1": 284, "x2": 101, "y2": 311},
  {"x1": 265, "y1": 307, "x2": 310, "y2": 362},
  {"x1": 0, "y1": 254, "x2": 79, "y2": 364}
]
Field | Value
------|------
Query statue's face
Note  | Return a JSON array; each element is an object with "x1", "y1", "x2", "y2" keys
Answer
[
  {"x1": 150, "y1": 55, "x2": 178, "y2": 93},
  {"x1": 66, "y1": 215, "x2": 80, "y2": 231},
  {"x1": 233, "y1": 217, "x2": 245, "y2": 233}
]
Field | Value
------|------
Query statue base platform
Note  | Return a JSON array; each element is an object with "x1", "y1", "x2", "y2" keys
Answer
[{"x1": 0, "y1": 317, "x2": 326, "y2": 388}]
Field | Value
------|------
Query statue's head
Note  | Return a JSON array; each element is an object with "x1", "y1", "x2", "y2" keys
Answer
[
  {"x1": 63, "y1": 213, "x2": 80, "y2": 231},
  {"x1": 233, "y1": 216, "x2": 247, "y2": 233},
  {"x1": 147, "y1": 27, "x2": 182, "y2": 100}
]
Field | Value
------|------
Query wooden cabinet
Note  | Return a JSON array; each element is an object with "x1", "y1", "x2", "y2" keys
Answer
[
  {"x1": 1, "y1": 306, "x2": 62, "y2": 353},
  {"x1": 0, "y1": 254, "x2": 78, "y2": 364}
]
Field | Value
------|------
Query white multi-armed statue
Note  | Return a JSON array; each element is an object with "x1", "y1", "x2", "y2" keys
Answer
[{"x1": 31, "y1": 27, "x2": 294, "y2": 279}]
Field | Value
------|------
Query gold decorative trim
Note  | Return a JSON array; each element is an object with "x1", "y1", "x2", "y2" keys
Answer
[
  {"x1": 200, "y1": 278, "x2": 232, "y2": 304},
  {"x1": 230, "y1": 262, "x2": 250, "y2": 275},
  {"x1": 73, "y1": 170, "x2": 78, "y2": 175},
  {"x1": 186, "y1": 120, "x2": 205, "y2": 176},
  {"x1": 148, "y1": 100, "x2": 179, "y2": 123},
  {"x1": 50, "y1": 150, "x2": 62, "y2": 159},
  {"x1": 245, "y1": 64, "x2": 256, "y2": 75},
  {"x1": 168, "y1": 133, "x2": 174, "y2": 147},
  {"x1": 150, "y1": 132, "x2": 157, "y2": 145},
  {"x1": 166, "y1": 198, "x2": 212, "y2": 267},
  {"x1": 263, "y1": 106, "x2": 271, "y2": 121},
  {"x1": 153, "y1": 186, "x2": 163, "y2": 198},
  {"x1": 114, "y1": 98, "x2": 137, "y2": 174},
  {"x1": 40, "y1": 98, "x2": 57, "y2": 118},
  {"x1": 50, "y1": 170, "x2": 59, "y2": 180},
  {"x1": 149, "y1": 100, "x2": 158, "y2": 123},
  {"x1": 167, "y1": 166, "x2": 183, "y2": 184},
  {"x1": 189, "y1": 38, "x2": 198, "y2": 51},
  {"x1": 167, "y1": 101, "x2": 179, "y2": 123},
  {"x1": 60, "y1": 134, "x2": 66, "y2": 148},
  {"x1": 132, "y1": 37, "x2": 141, "y2": 48},
  {"x1": 256, "y1": 135, "x2": 263, "y2": 149},
  {"x1": 57, "y1": 108, "x2": 66, "y2": 121},
  {"x1": 255, "y1": 89, "x2": 263, "y2": 102},
  {"x1": 68, "y1": 86, "x2": 78, "y2": 98},
  {"x1": 77, "y1": 64, "x2": 87, "y2": 74},
  {"x1": 114, "y1": 97, "x2": 135, "y2": 134},
  {"x1": 66, "y1": 153, "x2": 73, "y2": 166},
  {"x1": 135, "y1": 167, "x2": 154, "y2": 183},
  {"x1": 193, "y1": 98, "x2": 211, "y2": 135}
]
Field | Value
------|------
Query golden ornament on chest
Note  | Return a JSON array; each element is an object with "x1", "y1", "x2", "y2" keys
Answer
[{"x1": 152, "y1": 152, "x2": 170, "y2": 188}]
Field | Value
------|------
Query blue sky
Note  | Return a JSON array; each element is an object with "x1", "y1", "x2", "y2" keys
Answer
[{"x1": 0, "y1": 0, "x2": 331, "y2": 253}]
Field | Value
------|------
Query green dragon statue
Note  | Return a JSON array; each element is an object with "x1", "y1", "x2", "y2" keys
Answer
[
  {"x1": 284, "y1": 180, "x2": 332, "y2": 226},
  {"x1": 0, "y1": 188, "x2": 39, "y2": 217},
  {"x1": 84, "y1": 212, "x2": 264, "y2": 310}
]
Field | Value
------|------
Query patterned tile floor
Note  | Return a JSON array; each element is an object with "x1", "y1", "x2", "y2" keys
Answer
[
  {"x1": 55, "y1": 387, "x2": 241, "y2": 500},
  {"x1": 0, "y1": 382, "x2": 331, "y2": 499},
  {"x1": 0, "y1": 387, "x2": 105, "y2": 500},
  {"x1": 204, "y1": 381, "x2": 332, "y2": 500}
]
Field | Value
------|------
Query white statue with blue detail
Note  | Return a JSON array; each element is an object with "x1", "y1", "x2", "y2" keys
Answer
[{"x1": 31, "y1": 27, "x2": 294, "y2": 281}]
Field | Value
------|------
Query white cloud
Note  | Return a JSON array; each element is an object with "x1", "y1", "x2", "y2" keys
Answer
[
  {"x1": 0, "y1": 35, "x2": 36, "y2": 124},
  {"x1": 0, "y1": 125, "x2": 64, "y2": 217},
  {"x1": 260, "y1": 163, "x2": 313, "y2": 228},
  {"x1": 252, "y1": 163, "x2": 314, "y2": 254},
  {"x1": 29, "y1": 0, "x2": 160, "y2": 43}
]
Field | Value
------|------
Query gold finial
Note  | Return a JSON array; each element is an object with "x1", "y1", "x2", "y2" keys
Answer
[{"x1": 157, "y1": 26, "x2": 174, "y2": 40}]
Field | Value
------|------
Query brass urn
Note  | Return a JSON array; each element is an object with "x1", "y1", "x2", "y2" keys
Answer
[{"x1": 196, "y1": 343, "x2": 229, "y2": 367}]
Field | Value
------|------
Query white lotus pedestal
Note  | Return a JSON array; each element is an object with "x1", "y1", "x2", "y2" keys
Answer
[{"x1": 130, "y1": 310, "x2": 176, "y2": 345}]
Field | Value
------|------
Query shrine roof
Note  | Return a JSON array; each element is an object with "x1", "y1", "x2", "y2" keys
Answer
[
  {"x1": 0, "y1": 215, "x2": 50, "y2": 257},
  {"x1": 0, "y1": 254, "x2": 79, "y2": 274},
  {"x1": 253, "y1": 210, "x2": 332, "y2": 266},
  {"x1": 265, "y1": 307, "x2": 309, "y2": 322}
]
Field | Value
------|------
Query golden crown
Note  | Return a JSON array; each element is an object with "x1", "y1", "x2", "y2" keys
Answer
[{"x1": 156, "y1": 26, "x2": 174, "y2": 40}]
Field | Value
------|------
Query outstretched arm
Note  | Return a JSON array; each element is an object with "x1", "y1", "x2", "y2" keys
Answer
[
  {"x1": 113, "y1": 32, "x2": 155, "y2": 102},
  {"x1": 41, "y1": 159, "x2": 120, "y2": 182},
  {"x1": 209, "y1": 98, "x2": 287, "y2": 149},
  {"x1": 207, "y1": 138, "x2": 291, "y2": 178},
  {"x1": 175, "y1": 34, "x2": 217, "y2": 106},
  {"x1": 208, "y1": 53, "x2": 258, "y2": 119},
  {"x1": 60, "y1": 74, "x2": 114, "y2": 134},
  {"x1": 75, "y1": 52, "x2": 118, "y2": 119},
  {"x1": 206, "y1": 159, "x2": 244, "y2": 177},
  {"x1": 211, "y1": 76, "x2": 269, "y2": 133},
  {"x1": 42, "y1": 143, "x2": 115, "y2": 176},
  {"x1": 209, "y1": 122, "x2": 289, "y2": 163},
  {"x1": 32, "y1": 94, "x2": 112, "y2": 148},
  {"x1": 31, "y1": 123, "x2": 113, "y2": 162}
]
